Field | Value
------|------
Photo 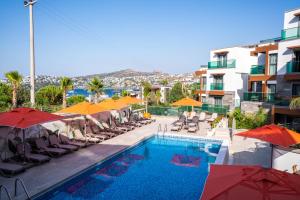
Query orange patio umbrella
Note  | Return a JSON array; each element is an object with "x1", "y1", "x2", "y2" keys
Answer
[
  {"x1": 236, "y1": 124, "x2": 300, "y2": 148},
  {"x1": 201, "y1": 164, "x2": 300, "y2": 200},
  {"x1": 171, "y1": 97, "x2": 202, "y2": 107},
  {"x1": 57, "y1": 101, "x2": 108, "y2": 115},
  {"x1": 117, "y1": 96, "x2": 143, "y2": 105},
  {"x1": 97, "y1": 99, "x2": 128, "y2": 110}
]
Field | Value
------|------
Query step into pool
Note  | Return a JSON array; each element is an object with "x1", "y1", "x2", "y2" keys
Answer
[{"x1": 35, "y1": 135, "x2": 222, "y2": 200}]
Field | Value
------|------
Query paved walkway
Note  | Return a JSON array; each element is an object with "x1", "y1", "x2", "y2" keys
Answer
[{"x1": 0, "y1": 116, "x2": 271, "y2": 199}]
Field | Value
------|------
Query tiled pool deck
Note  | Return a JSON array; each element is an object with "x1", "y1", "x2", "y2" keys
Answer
[{"x1": 0, "y1": 116, "x2": 271, "y2": 199}]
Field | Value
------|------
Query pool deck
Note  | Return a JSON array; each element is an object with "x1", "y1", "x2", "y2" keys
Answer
[{"x1": 0, "y1": 116, "x2": 271, "y2": 200}]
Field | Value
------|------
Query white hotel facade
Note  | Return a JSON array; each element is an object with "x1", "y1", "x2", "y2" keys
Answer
[{"x1": 195, "y1": 8, "x2": 300, "y2": 127}]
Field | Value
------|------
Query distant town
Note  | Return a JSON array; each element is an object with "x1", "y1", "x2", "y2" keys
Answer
[{"x1": 0, "y1": 68, "x2": 196, "y2": 90}]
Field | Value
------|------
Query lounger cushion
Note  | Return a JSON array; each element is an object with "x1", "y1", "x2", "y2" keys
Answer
[
  {"x1": 171, "y1": 126, "x2": 181, "y2": 131},
  {"x1": 0, "y1": 162, "x2": 26, "y2": 175},
  {"x1": 188, "y1": 127, "x2": 197, "y2": 133}
]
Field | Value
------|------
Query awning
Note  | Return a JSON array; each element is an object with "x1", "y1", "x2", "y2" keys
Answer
[{"x1": 214, "y1": 51, "x2": 228, "y2": 55}]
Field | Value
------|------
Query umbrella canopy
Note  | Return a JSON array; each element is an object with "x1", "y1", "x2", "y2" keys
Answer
[
  {"x1": 0, "y1": 107, "x2": 64, "y2": 129},
  {"x1": 117, "y1": 96, "x2": 143, "y2": 105},
  {"x1": 171, "y1": 97, "x2": 202, "y2": 107},
  {"x1": 201, "y1": 165, "x2": 300, "y2": 200},
  {"x1": 57, "y1": 101, "x2": 108, "y2": 115},
  {"x1": 236, "y1": 124, "x2": 300, "y2": 148},
  {"x1": 97, "y1": 99, "x2": 128, "y2": 110}
]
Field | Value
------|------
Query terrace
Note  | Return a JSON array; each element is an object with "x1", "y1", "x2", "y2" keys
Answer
[
  {"x1": 0, "y1": 116, "x2": 273, "y2": 199},
  {"x1": 207, "y1": 59, "x2": 236, "y2": 69}
]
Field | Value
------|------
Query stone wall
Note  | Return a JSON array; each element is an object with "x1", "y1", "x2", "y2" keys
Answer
[{"x1": 241, "y1": 101, "x2": 272, "y2": 115}]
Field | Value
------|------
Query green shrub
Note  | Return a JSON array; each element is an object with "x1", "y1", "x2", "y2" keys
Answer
[
  {"x1": 131, "y1": 104, "x2": 145, "y2": 110},
  {"x1": 228, "y1": 108, "x2": 268, "y2": 129},
  {"x1": 211, "y1": 115, "x2": 223, "y2": 128},
  {"x1": 67, "y1": 95, "x2": 86, "y2": 106}
]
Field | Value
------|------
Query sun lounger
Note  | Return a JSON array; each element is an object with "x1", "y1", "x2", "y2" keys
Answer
[
  {"x1": 100, "y1": 122, "x2": 125, "y2": 134},
  {"x1": 199, "y1": 112, "x2": 206, "y2": 122},
  {"x1": 35, "y1": 138, "x2": 68, "y2": 157},
  {"x1": 73, "y1": 128, "x2": 100, "y2": 143},
  {"x1": 111, "y1": 120, "x2": 131, "y2": 132},
  {"x1": 188, "y1": 127, "x2": 197, "y2": 133},
  {"x1": 49, "y1": 134, "x2": 79, "y2": 151},
  {"x1": 16, "y1": 143, "x2": 51, "y2": 164},
  {"x1": 206, "y1": 113, "x2": 218, "y2": 122},
  {"x1": 85, "y1": 126, "x2": 109, "y2": 140},
  {"x1": 0, "y1": 162, "x2": 26, "y2": 177},
  {"x1": 59, "y1": 134, "x2": 88, "y2": 148},
  {"x1": 188, "y1": 116, "x2": 199, "y2": 128},
  {"x1": 90, "y1": 125, "x2": 117, "y2": 138}
]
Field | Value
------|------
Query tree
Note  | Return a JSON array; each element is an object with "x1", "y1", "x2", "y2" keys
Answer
[
  {"x1": 67, "y1": 95, "x2": 85, "y2": 106},
  {"x1": 290, "y1": 97, "x2": 300, "y2": 109},
  {"x1": 160, "y1": 79, "x2": 168, "y2": 86},
  {"x1": 141, "y1": 81, "x2": 152, "y2": 113},
  {"x1": 87, "y1": 77, "x2": 104, "y2": 103},
  {"x1": 60, "y1": 77, "x2": 73, "y2": 108},
  {"x1": 121, "y1": 90, "x2": 129, "y2": 97},
  {"x1": 0, "y1": 83, "x2": 12, "y2": 111},
  {"x1": 36, "y1": 85, "x2": 62, "y2": 105},
  {"x1": 5, "y1": 71, "x2": 23, "y2": 108},
  {"x1": 155, "y1": 90, "x2": 161, "y2": 105},
  {"x1": 111, "y1": 94, "x2": 120, "y2": 100},
  {"x1": 169, "y1": 82, "x2": 184, "y2": 103}
]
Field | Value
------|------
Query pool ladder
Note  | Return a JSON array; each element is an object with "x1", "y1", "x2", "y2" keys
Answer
[
  {"x1": 0, "y1": 178, "x2": 31, "y2": 200},
  {"x1": 157, "y1": 124, "x2": 162, "y2": 133},
  {"x1": 14, "y1": 178, "x2": 31, "y2": 200},
  {"x1": 0, "y1": 185, "x2": 12, "y2": 200}
]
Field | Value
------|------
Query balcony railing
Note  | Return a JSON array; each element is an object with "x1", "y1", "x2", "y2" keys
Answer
[
  {"x1": 250, "y1": 65, "x2": 265, "y2": 75},
  {"x1": 281, "y1": 27, "x2": 300, "y2": 40},
  {"x1": 243, "y1": 92, "x2": 275, "y2": 102},
  {"x1": 201, "y1": 104, "x2": 229, "y2": 115},
  {"x1": 210, "y1": 83, "x2": 224, "y2": 90},
  {"x1": 208, "y1": 59, "x2": 236, "y2": 69},
  {"x1": 195, "y1": 83, "x2": 206, "y2": 91},
  {"x1": 286, "y1": 61, "x2": 300, "y2": 73}
]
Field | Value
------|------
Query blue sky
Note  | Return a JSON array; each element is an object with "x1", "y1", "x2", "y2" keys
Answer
[{"x1": 0, "y1": 0, "x2": 299, "y2": 77}]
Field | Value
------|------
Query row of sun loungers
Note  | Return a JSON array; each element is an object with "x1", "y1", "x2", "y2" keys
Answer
[
  {"x1": 171, "y1": 112, "x2": 218, "y2": 133},
  {"x1": 0, "y1": 114, "x2": 154, "y2": 177}
]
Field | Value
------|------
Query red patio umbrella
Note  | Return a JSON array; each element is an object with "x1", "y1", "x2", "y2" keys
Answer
[
  {"x1": 0, "y1": 107, "x2": 64, "y2": 129},
  {"x1": 201, "y1": 165, "x2": 300, "y2": 200},
  {"x1": 0, "y1": 107, "x2": 64, "y2": 158},
  {"x1": 236, "y1": 124, "x2": 300, "y2": 148}
]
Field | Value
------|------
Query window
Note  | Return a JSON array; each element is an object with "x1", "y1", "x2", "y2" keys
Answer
[
  {"x1": 293, "y1": 51, "x2": 300, "y2": 72},
  {"x1": 218, "y1": 54, "x2": 227, "y2": 67},
  {"x1": 251, "y1": 81, "x2": 262, "y2": 92},
  {"x1": 202, "y1": 77, "x2": 207, "y2": 90},
  {"x1": 267, "y1": 84, "x2": 276, "y2": 93},
  {"x1": 269, "y1": 54, "x2": 277, "y2": 75},
  {"x1": 214, "y1": 96, "x2": 222, "y2": 106},
  {"x1": 292, "y1": 84, "x2": 300, "y2": 96}
]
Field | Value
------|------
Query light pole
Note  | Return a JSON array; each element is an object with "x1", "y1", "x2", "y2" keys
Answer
[{"x1": 24, "y1": 0, "x2": 37, "y2": 106}]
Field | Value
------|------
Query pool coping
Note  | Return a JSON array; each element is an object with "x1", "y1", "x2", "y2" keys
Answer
[
  {"x1": 32, "y1": 132, "x2": 228, "y2": 199},
  {"x1": 157, "y1": 132, "x2": 229, "y2": 165}
]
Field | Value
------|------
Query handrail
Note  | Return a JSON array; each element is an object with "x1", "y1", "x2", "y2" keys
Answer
[
  {"x1": 157, "y1": 124, "x2": 162, "y2": 133},
  {"x1": 14, "y1": 178, "x2": 31, "y2": 200},
  {"x1": 0, "y1": 185, "x2": 12, "y2": 200},
  {"x1": 163, "y1": 124, "x2": 168, "y2": 133}
]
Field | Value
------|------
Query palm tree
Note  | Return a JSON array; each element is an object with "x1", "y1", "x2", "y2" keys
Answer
[
  {"x1": 289, "y1": 97, "x2": 300, "y2": 109},
  {"x1": 155, "y1": 90, "x2": 161, "y2": 105},
  {"x1": 5, "y1": 71, "x2": 23, "y2": 108},
  {"x1": 60, "y1": 77, "x2": 73, "y2": 108},
  {"x1": 87, "y1": 77, "x2": 104, "y2": 103}
]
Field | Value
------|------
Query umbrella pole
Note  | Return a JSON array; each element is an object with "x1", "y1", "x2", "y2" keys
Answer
[
  {"x1": 22, "y1": 129, "x2": 26, "y2": 163},
  {"x1": 270, "y1": 144, "x2": 273, "y2": 168}
]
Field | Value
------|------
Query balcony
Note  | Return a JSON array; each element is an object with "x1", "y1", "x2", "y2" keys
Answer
[
  {"x1": 210, "y1": 83, "x2": 223, "y2": 90},
  {"x1": 208, "y1": 59, "x2": 236, "y2": 69},
  {"x1": 243, "y1": 92, "x2": 275, "y2": 102},
  {"x1": 286, "y1": 61, "x2": 300, "y2": 73},
  {"x1": 250, "y1": 65, "x2": 265, "y2": 75},
  {"x1": 281, "y1": 27, "x2": 300, "y2": 40}
]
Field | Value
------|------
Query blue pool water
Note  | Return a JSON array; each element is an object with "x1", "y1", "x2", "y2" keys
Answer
[{"x1": 36, "y1": 136, "x2": 221, "y2": 200}]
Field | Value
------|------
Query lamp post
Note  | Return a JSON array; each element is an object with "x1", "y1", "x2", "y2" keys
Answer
[{"x1": 24, "y1": 0, "x2": 37, "y2": 106}]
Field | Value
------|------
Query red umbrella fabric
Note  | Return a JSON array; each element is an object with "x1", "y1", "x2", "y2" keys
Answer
[
  {"x1": 201, "y1": 165, "x2": 300, "y2": 200},
  {"x1": 0, "y1": 107, "x2": 64, "y2": 129},
  {"x1": 236, "y1": 124, "x2": 300, "y2": 148}
]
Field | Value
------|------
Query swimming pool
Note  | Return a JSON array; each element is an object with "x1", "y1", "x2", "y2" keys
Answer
[{"x1": 35, "y1": 135, "x2": 222, "y2": 200}]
